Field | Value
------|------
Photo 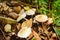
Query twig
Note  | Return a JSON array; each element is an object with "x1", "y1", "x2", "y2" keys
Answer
[{"x1": 0, "y1": 28, "x2": 6, "y2": 40}]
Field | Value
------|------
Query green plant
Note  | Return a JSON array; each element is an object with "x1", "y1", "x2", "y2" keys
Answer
[
  {"x1": 54, "y1": 27, "x2": 60, "y2": 36},
  {"x1": 37, "y1": 0, "x2": 49, "y2": 14},
  {"x1": 32, "y1": 37, "x2": 36, "y2": 40},
  {"x1": 52, "y1": 0, "x2": 60, "y2": 26}
]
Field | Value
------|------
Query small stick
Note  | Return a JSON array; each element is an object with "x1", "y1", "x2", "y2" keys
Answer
[{"x1": 0, "y1": 28, "x2": 6, "y2": 40}]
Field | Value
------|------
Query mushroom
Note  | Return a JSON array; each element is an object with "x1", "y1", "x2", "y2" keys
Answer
[
  {"x1": 17, "y1": 19, "x2": 32, "y2": 38},
  {"x1": 25, "y1": 8, "x2": 36, "y2": 15},
  {"x1": 17, "y1": 13, "x2": 26, "y2": 22},
  {"x1": 17, "y1": 27, "x2": 31, "y2": 38},
  {"x1": 34, "y1": 15, "x2": 48, "y2": 22},
  {"x1": 17, "y1": 9, "x2": 26, "y2": 22}
]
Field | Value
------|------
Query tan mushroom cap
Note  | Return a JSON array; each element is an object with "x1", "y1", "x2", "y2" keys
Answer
[
  {"x1": 25, "y1": 8, "x2": 36, "y2": 15},
  {"x1": 17, "y1": 19, "x2": 32, "y2": 38},
  {"x1": 17, "y1": 27, "x2": 31, "y2": 38},
  {"x1": 34, "y1": 15, "x2": 48, "y2": 22}
]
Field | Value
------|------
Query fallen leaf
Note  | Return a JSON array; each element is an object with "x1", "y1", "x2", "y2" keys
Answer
[
  {"x1": 0, "y1": 16, "x2": 17, "y2": 24},
  {"x1": 33, "y1": 30, "x2": 41, "y2": 40},
  {"x1": 14, "y1": 6, "x2": 21, "y2": 13}
]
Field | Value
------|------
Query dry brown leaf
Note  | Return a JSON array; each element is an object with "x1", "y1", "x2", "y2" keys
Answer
[
  {"x1": 21, "y1": 18, "x2": 32, "y2": 28},
  {"x1": 33, "y1": 30, "x2": 41, "y2": 40},
  {"x1": 14, "y1": 6, "x2": 21, "y2": 13},
  {"x1": 8, "y1": 12, "x2": 18, "y2": 19}
]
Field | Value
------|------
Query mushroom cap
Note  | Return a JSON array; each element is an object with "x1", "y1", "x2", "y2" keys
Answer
[
  {"x1": 25, "y1": 8, "x2": 36, "y2": 15},
  {"x1": 17, "y1": 13, "x2": 26, "y2": 22},
  {"x1": 17, "y1": 27, "x2": 31, "y2": 38},
  {"x1": 34, "y1": 15, "x2": 48, "y2": 22}
]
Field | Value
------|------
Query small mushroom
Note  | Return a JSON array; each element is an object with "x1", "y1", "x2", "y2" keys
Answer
[
  {"x1": 25, "y1": 8, "x2": 36, "y2": 15},
  {"x1": 17, "y1": 19, "x2": 32, "y2": 38},
  {"x1": 17, "y1": 9, "x2": 26, "y2": 22},
  {"x1": 17, "y1": 27, "x2": 31, "y2": 38},
  {"x1": 34, "y1": 15, "x2": 48, "y2": 22},
  {"x1": 17, "y1": 13, "x2": 26, "y2": 22},
  {"x1": 4, "y1": 24, "x2": 11, "y2": 32},
  {"x1": 21, "y1": 18, "x2": 32, "y2": 28}
]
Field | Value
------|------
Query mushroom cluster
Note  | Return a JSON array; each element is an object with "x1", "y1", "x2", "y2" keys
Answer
[{"x1": 0, "y1": 1, "x2": 58, "y2": 40}]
